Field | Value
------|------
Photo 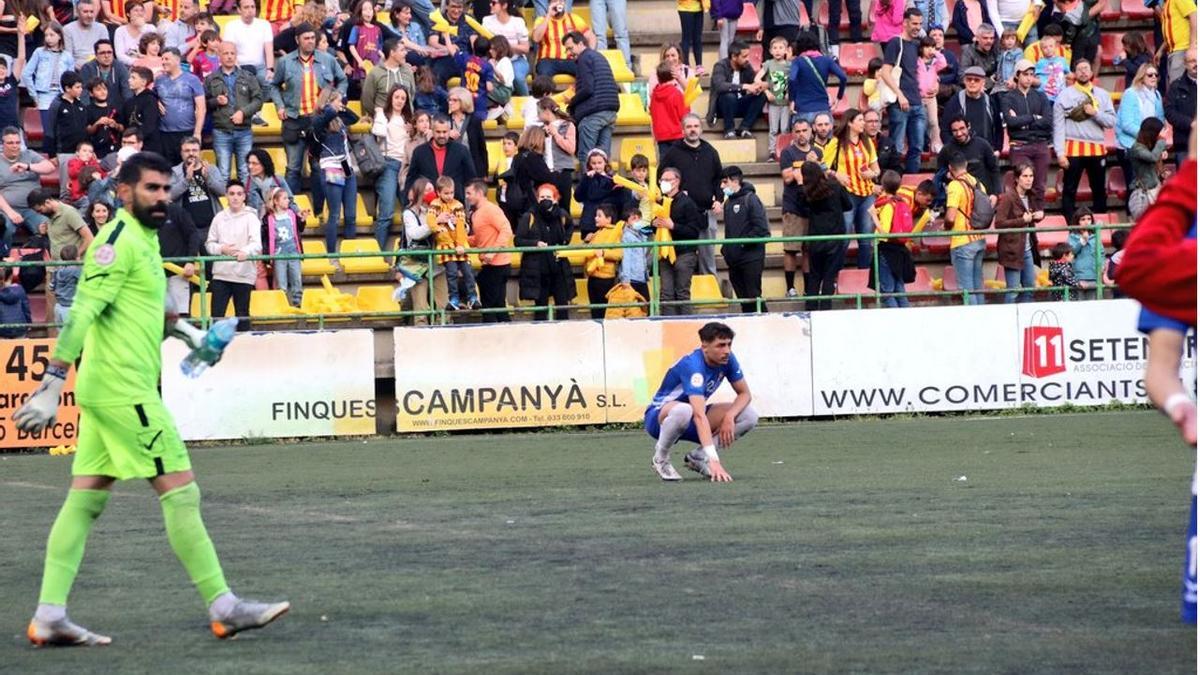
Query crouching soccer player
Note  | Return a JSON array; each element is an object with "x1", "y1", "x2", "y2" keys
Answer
[
  {"x1": 645, "y1": 321, "x2": 759, "y2": 482},
  {"x1": 14, "y1": 152, "x2": 289, "y2": 647}
]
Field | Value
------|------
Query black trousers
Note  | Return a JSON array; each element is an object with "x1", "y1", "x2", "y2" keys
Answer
[
  {"x1": 827, "y1": 0, "x2": 862, "y2": 43},
  {"x1": 727, "y1": 258, "x2": 765, "y2": 313},
  {"x1": 1061, "y1": 155, "x2": 1108, "y2": 224},
  {"x1": 477, "y1": 264, "x2": 511, "y2": 323},
  {"x1": 586, "y1": 276, "x2": 616, "y2": 320},
  {"x1": 805, "y1": 247, "x2": 842, "y2": 311},
  {"x1": 159, "y1": 130, "x2": 189, "y2": 167},
  {"x1": 210, "y1": 279, "x2": 252, "y2": 331}
]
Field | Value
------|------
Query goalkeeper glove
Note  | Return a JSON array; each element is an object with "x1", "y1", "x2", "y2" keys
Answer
[{"x1": 13, "y1": 364, "x2": 68, "y2": 434}]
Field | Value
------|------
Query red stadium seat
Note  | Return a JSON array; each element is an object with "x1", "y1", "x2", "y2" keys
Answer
[
  {"x1": 1106, "y1": 166, "x2": 1127, "y2": 200},
  {"x1": 836, "y1": 268, "x2": 873, "y2": 304},
  {"x1": 23, "y1": 107, "x2": 42, "y2": 143},
  {"x1": 1121, "y1": 0, "x2": 1154, "y2": 20},
  {"x1": 901, "y1": 172, "x2": 933, "y2": 188},
  {"x1": 839, "y1": 43, "x2": 874, "y2": 76},
  {"x1": 775, "y1": 133, "x2": 794, "y2": 153},
  {"x1": 748, "y1": 43, "x2": 763, "y2": 71},
  {"x1": 1100, "y1": 0, "x2": 1122, "y2": 21},
  {"x1": 922, "y1": 235, "x2": 951, "y2": 255},
  {"x1": 830, "y1": 87, "x2": 851, "y2": 118},
  {"x1": 1037, "y1": 215, "x2": 1069, "y2": 249},
  {"x1": 736, "y1": 2, "x2": 760, "y2": 32},
  {"x1": 909, "y1": 267, "x2": 934, "y2": 293},
  {"x1": 941, "y1": 265, "x2": 958, "y2": 292},
  {"x1": 39, "y1": 173, "x2": 59, "y2": 189},
  {"x1": 1099, "y1": 33, "x2": 1124, "y2": 66}
]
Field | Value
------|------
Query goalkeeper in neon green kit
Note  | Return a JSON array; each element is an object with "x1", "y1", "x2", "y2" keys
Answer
[{"x1": 14, "y1": 153, "x2": 289, "y2": 647}]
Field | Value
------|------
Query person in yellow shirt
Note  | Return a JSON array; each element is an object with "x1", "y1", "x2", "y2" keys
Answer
[
  {"x1": 869, "y1": 170, "x2": 918, "y2": 308},
  {"x1": 1162, "y1": 0, "x2": 1198, "y2": 84},
  {"x1": 531, "y1": 0, "x2": 593, "y2": 78},
  {"x1": 583, "y1": 202, "x2": 624, "y2": 318},
  {"x1": 944, "y1": 152, "x2": 989, "y2": 306},
  {"x1": 426, "y1": 176, "x2": 479, "y2": 310},
  {"x1": 822, "y1": 108, "x2": 880, "y2": 270}
]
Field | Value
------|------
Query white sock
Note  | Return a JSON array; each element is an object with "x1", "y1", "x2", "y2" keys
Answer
[
  {"x1": 209, "y1": 591, "x2": 239, "y2": 620},
  {"x1": 654, "y1": 405, "x2": 692, "y2": 462},
  {"x1": 734, "y1": 406, "x2": 759, "y2": 440},
  {"x1": 34, "y1": 603, "x2": 66, "y2": 623}
]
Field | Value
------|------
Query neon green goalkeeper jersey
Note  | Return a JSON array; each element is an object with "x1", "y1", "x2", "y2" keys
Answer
[{"x1": 53, "y1": 209, "x2": 166, "y2": 407}]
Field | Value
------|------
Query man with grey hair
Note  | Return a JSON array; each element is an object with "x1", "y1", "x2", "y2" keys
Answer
[
  {"x1": 154, "y1": 48, "x2": 206, "y2": 166},
  {"x1": 63, "y1": 0, "x2": 109, "y2": 63},
  {"x1": 960, "y1": 23, "x2": 999, "y2": 92},
  {"x1": 659, "y1": 113, "x2": 724, "y2": 276}
]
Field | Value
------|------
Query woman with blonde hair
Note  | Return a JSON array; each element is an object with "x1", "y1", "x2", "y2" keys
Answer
[
  {"x1": 1116, "y1": 62, "x2": 1165, "y2": 190},
  {"x1": 447, "y1": 85, "x2": 488, "y2": 176}
]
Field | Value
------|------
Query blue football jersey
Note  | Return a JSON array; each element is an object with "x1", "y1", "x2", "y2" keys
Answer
[{"x1": 648, "y1": 348, "x2": 744, "y2": 409}]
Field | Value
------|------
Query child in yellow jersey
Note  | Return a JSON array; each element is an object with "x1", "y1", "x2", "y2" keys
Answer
[
  {"x1": 869, "y1": 170, "x2": 916, "y2": 308},
  {"x1": 426, "y1": 176, "x2": 479, "y2": 310},
  {"x1": 583, "y1": 203, "x2": 625, "y2": 319}
]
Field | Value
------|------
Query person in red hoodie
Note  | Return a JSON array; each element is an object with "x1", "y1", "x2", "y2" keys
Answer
[{"x1": 650, "y1": 61, "x2": 689, "y2": 159}]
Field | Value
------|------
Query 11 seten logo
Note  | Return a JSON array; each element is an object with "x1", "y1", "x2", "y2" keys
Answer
[{"x1": 1020, "y1": 309, "x2": 1192, "y2": 379}]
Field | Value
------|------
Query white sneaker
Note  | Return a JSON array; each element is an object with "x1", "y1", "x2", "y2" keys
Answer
[
  {"x1": 652, "y1": 459, "x2": 682, "y2": 481},
  {"x1": 786, "y1": 288, "x2": 799, "y2": 299},
  {"x1": 27, "y1": 617, "x2": 112, "y2": 647}
]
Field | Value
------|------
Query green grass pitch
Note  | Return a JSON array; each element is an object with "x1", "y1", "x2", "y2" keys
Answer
[{"x1": 1, "y1": 410, "x2": 1195, "y2": 673}]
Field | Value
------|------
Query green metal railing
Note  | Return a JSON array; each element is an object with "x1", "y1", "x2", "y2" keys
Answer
[{"x1": 0, "y1": 221, "x2": 1129, "y2": 332}]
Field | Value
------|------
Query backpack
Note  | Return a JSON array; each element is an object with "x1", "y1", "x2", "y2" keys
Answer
[
  {"x1": 956, "y1": 177, "x2": 994, "y2": 230},
  {"x1": 876, "y1": 195, "x2": 913, "y2": 236}
]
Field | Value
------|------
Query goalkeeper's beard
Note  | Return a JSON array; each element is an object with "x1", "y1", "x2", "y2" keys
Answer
[{"x1": 133, "y1": 199, "x2": 169, "y2": 229}]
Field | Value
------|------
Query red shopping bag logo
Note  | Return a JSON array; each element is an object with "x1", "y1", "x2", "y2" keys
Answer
[{"x1": 1022, "y1": 310, "x2": 1066, "y2": 378}]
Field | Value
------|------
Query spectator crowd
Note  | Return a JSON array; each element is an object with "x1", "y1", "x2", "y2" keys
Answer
[{"x1": 0, "y1": 0, "x2": 1193, "y2": 334}]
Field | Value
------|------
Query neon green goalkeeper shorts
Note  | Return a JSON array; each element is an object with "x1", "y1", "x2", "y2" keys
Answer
[{"x1": 72, "y1": 402, "x2": 192, "y2": 480}]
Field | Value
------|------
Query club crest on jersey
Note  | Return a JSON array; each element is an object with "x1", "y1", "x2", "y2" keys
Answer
[
  {"x1": 690, "y1": 373, "x2": 704, "y2": 388},
  {"x1": 94, "y1": 244, "x2": 116, "y2": 267}
]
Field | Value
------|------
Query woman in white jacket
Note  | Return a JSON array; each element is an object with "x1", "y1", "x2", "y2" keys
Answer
[
  {"x1": 205, "y1": 181, "x2": 262, "y2": 331},
  {"x1": 372, "y1": 85, "x2": 411, "y2": 250}
]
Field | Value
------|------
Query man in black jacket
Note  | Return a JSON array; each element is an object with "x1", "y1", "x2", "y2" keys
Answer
[
  {"x1": 659, "y1": 114, "x2": 723, "y2": 275},
  {"x1": 934, "y1": 115, "x2": 1000, "y2": 208},
  {"x1": 717, "y1": 166, "x2": 769, "y2": 313},
  {"x1": 564, "y1": 31, "x2": 619, "y2": 164},
  {"x1": 404, "y1": 115, "x2": 478, "y2": 203},
  {"x1": 656, "y1": 167, "x2": 705, "y2": 316},
  {"x1": 158, "y1": 202, "x2": 201, "y2": 315},
  {"x1": 1165, "y1": 49, "x2": 1196, "y2": 168},
  {"x1": 707, "y1": 40, "x2": 766, "y2": 139},
  {"x1": 1002, "y1": 60, "x2": 1053, "y2": 210},
  {"x1": 940, "y1": 66, "x2": 1002, "y2": 150}
]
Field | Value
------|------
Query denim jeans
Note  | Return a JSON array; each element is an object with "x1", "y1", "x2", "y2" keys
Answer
[
  {"x1": 374, "y1": 158, "x2": 402, "y2": 250},
  {"x1": 950, "y1": 238, "x2": 986, "y2": 305},
  {"x1": 2, "y1": 207, "x2": 48, "y2": 245},
  {"x1": 717, "y1": 93, "x2": 766, "y2": 133},
  {"x1": 697, "y1": 210, "x2": 718, "y2": 276},
  {"x1": 213, "y1": 128, "x2": 253, "y2": 184},
  {"x1": 536, "y1": 57, "x2": 577, "y2": 78},
  {"x1": 283, "y1": 134, "x2": 326, "y2": 215},
  {"x1": 323, "y1": 171, "x2": 358, "y2": 254},
  {"x1": 1003, "y1": 248, "x2": 1036, "y2": 303},
  {"x1": 512, "y1": 55, "x2": 530, "y2": 96},
  {"x1": 443, "y1": 259, "x2": 478, "y2": 306},
  {"x1": 876, "y1": 254, "x2": 910, "y2": 308},
  {"x1": 590, "y1": 0, "x2": 631, "y2": 66},
  {"x1": 576, "y1": 109, "x2": 616, "y2": 164},
  {"x1": 886, "y1": 102, "x2": 928, "y2": 174},
  {"x1": 273, "y1": 258, "x2": 302, "y2": 306},
  {"x1": 844, "y1": 192, "x2": 874, "y2": 269}
]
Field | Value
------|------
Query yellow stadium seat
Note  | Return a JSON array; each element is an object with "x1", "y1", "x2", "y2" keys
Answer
[
  {"x1": 213, "y1": 14, "x2": 236, "y2": 32},
  {"x1": 486, "y1": 140, "x2": 502, "y2": 175},
  {"x1": 559, "y1": 231, "x2": 590, "y2": 266},
  {"x1": 354, "y1": 193, "x2": 372, "y2": 228},
  {"x1": 356, "y1": 285, "x2": 401, "y2": 314},
  {"x1": 265, "y1": 147, "x2": 289, "y2": 177},
  {"x1": 552, "y1": 73, "x2": 576, "y2": 86},
  {"x1": 691, "y1": 274, "x2": 723, "y2": 303},
  {"x1": 300, "y1": 239, "x2": 338, "y2": 276},
  {"x1": 708, "y1": 139, "x2": 757, "y2": 163},
  {"x1": 190, "y1": 292, "x2": 236, "y2": 318},
  {"x1": 254, "y1": 102, "x2": 283, "y2": 138},
  {"x1": 616, "y1": 93, "x2": 652, "y2": 126},
  {"x1": 249, "y1": 289, "x2": 294, "y2": 323},
  {"x1": 345, "y1": 101, "x2": 371, "y2": 135},
  {"x1": 292, "y1": 194, "x2": 321, "y2": 230},
  {"x1": 601, "y1": 50, "x2": 634, "y2": 83},
  {"x1": 618, "y1": 136, "x2": 656, "y2": 171},
  {"x1": 300, "y1": 289, "x2": 352, "y2": 320},
  {"x1": 506, "y1": 97, "x2": 530, "y2": 128},
  {"x1": 338, "y1": 239, "x2": 391, "y2": 274},
  {"x1": 201, "y1": 149, "x2": 216, "y2": 166},
  {"x1": 574, "y1": 277, "x2": 589, "y2": 307}
]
